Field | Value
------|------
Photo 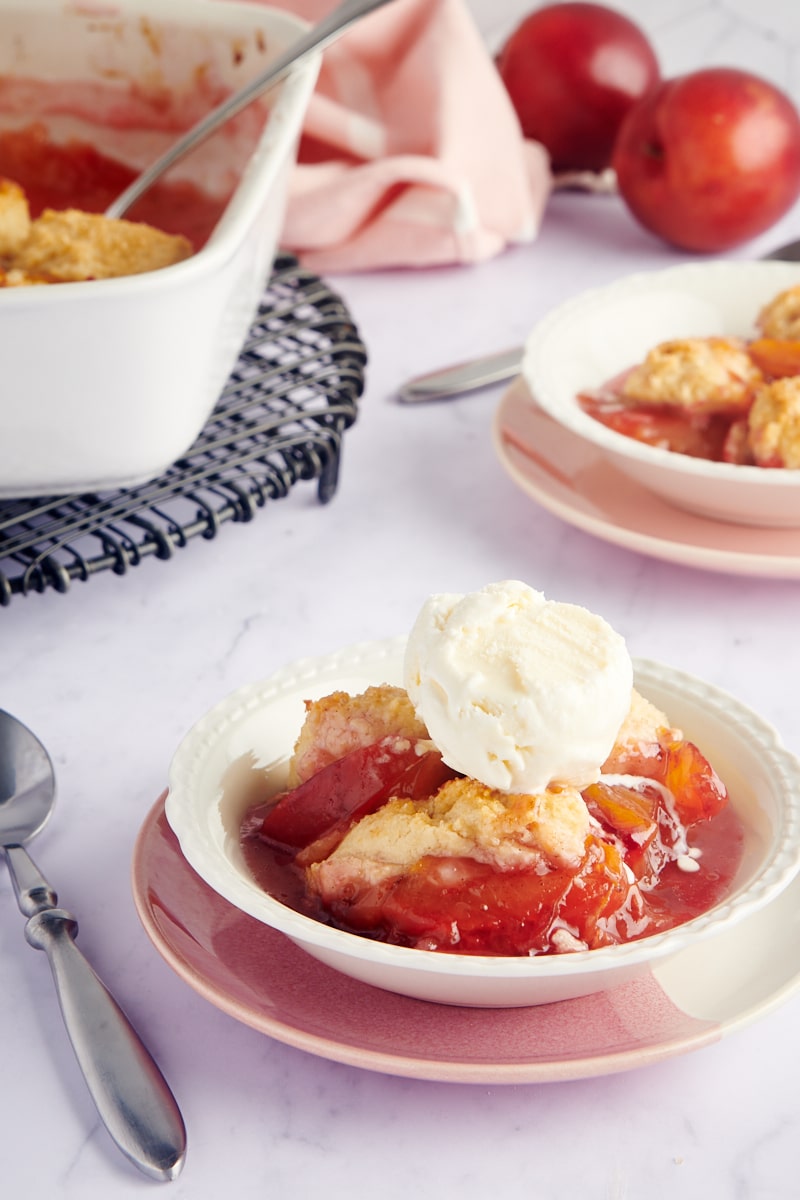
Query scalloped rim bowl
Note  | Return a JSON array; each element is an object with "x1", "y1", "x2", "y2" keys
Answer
[
  {"x1": 164, "y1": 638, "x2": 800, "y2": 1008},
  {"x1": 522, "y1": 260, "x2": 800, "y2": 528}
]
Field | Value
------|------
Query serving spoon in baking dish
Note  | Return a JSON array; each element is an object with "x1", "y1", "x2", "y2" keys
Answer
[
  {"x1": 107, "y1": 0, "x2": 396, "y2": 220},
  {"x1": 0, "y1": 708, "x2": 186, "y2": 1182}
]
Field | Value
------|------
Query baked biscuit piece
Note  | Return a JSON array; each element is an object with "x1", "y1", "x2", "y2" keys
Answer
[
  {"x1": 747, "y1": 376, "x2": 800, "y2": 468},
  {"x1": 13, "y1": 208, "x2": 192, "y2": 281},
  {"x1": 614, "y1": 689, "x2": 680, "y2": 750},
  {"x1": 307, "y1": 775, "x2": 592, "y2": 905},
  {"x1": 757, "y1": 284, "x2": 800, "y2": 341},
  {"x1": 621, "y1": 337, "x2": 763, "y2": 414},
  {"x1": 721, "y1": 418, "x2": 754, "y2": 465},
  {"x1": 288, "y1": 684, "x2": 429, "y2": 786},
  {"x1": 0, "y1": 178, "x2": 31, "y2": 259},
  {"x1": 601, "y1": 688, "x2": 682, "y2": 773},
  {"x1": 0, "y1": 267, "x2": 51, "y2": 287},
  {"x1": 427, "y1": 776, "x2": 591, "y2": 869}
]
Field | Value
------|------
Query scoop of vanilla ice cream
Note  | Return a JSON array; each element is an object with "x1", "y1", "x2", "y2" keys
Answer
[{"x1": 403, "y1": 581, "x2": 633, "y2": 794}]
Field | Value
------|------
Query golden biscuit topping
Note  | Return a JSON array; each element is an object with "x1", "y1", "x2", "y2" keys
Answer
[
  {"x1": 289, "y1": 684, "x2": 429, "y2": 787},
  {"x1": 748, "y1": 376, "x2": 800, "y2": 468},
  {"x1": 307, "y1": 773, "x2": 592, "y2": 903},
  {"x1": 0, "y1": 179, "x2": 30, "y2": 257},
  {"x1": 757, "y1": 284, "x2": 800, "y2": 341},
  {"x1": 621, "y1": 337, "x2": 763, "y2": 414},
  {"x1": 0, "y1": 176, "x2": 191, "y2": 284},
  {"x1": 612, "y1": 688, "x2": 679, "y2": 751}
]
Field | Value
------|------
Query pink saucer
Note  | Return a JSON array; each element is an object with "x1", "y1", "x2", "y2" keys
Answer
[
  {"x1": 493, "y1": 379, "x2": 800, "y2": 578},
  {"x1": 132, "y1": 795, "x2": 800, "y2": 1084}
]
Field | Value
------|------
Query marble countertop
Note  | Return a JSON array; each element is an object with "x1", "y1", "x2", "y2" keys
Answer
[{"x1": 3, "y1": 2, "x2": 800, "y2": 1196}]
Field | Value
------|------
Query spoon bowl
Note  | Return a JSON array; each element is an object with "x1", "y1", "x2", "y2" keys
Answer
[{"x1": 0, "y1": 709, "x2": 55, "y2": 844}]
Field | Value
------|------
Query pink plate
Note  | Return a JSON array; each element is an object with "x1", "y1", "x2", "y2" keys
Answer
[
  {"x1": 132, "y1": 794, "x2": 800, "y2": 1084},
  {"x1": 493, "y1": 379, "x2": 800, "y2": 578}
]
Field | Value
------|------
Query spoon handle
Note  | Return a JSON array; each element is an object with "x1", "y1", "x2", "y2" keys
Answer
[
  {"x1": 4, "y1": 844, "x2": 186, "y2": 1182},
  {"x1": 397, "y1": 347, "x2": 524, "y2": 403},
  {"x1": 106, "y1": 0, "x2": 395, "y2": 219}
]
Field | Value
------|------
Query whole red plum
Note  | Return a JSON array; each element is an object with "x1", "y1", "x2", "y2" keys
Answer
[
  {"x1": 497, "y1": 2, "x2": 660, "y2": 172},
  {"x1": 612, "y1": 68, "x2": 800, "y2": 252}
]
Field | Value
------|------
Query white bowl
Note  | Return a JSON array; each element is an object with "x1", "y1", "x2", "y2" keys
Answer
[
  {"x1": 0, "y1": 0, "x2": 318, "y2": 497},
  {"x1": 164, "y1": 638, "x2": 800, "y2": 1009},
  {"x1": 523, "y1": 260, "x2": 800, "y2": 528}
]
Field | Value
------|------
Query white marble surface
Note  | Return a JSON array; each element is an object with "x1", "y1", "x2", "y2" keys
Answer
[{"x1": 2, "y1": 1, "x2": 800, "y2": 1195}]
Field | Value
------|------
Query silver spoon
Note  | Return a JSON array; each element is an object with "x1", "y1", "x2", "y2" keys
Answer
[
  {"x1": 0, "y1": 709, "x2": 186, "y2": 1182},
  {"x1": 397, "y1": 238, "x2": 800, "y2": 403},
  {"x1": 106, "y1": 0, "x2": 396, "y2": 220}
]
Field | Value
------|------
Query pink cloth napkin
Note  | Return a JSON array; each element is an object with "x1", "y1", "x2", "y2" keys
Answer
[{"x1": 250, "y1": 0, "x2": 552, "y2": 273}]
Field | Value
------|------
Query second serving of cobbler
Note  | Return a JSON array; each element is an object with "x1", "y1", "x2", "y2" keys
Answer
[{"x1": 578, "y1": 283, "x2": 800, "y2": 469}]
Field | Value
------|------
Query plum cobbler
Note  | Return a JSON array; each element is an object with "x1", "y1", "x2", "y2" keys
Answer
[
  {"x1": 240, "y1": 684, "x2": 743, "y2": 957},
  {"x1": 578, "y1": 283, "x2": 800, "y2": 468}
]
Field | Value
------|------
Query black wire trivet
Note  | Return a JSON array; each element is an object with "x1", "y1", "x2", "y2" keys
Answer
[{"x1": 0, "y1": 254, "x2": 365, "y2": 605}]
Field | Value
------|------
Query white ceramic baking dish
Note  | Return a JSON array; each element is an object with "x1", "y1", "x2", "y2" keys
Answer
[{"x1": 0, "y1": 0, "x2": 318, "y2": 497}]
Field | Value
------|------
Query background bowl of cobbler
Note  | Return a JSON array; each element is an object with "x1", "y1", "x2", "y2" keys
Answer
[
  {"x1": 163, "y1": 638, "x2": 800, "y2": 1009},
  {"x1": 0, "y1": 0, "x2": 318, "y2": 497},
  {"x1": 523, "y1": 260, "x2": 800, "y2": 528}
]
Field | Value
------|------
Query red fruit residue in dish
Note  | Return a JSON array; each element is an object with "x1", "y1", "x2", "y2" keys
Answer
[{"x1": 0, "y1": 123, "x2": 227, "y2": 248}]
